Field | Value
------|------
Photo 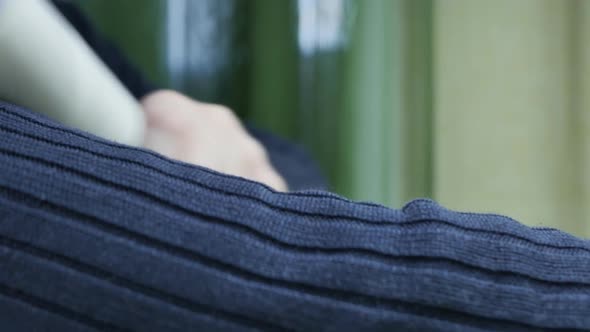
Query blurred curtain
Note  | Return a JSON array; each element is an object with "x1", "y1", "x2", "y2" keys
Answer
[{"x1": 248, "y1": 0, "x2": 434, "y2": 206}]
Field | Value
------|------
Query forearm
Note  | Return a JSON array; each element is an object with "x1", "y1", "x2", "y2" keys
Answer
[
  {"x1": 0, "y1": 101, "x2": 588, "y2": 331},
  {"x1": 0, "y1": 0, "x2": 145, "y2": 145}
]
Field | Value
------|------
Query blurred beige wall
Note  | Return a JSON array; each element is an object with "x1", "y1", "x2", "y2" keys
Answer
[{"x1": 434, "y1": 0, "x2": 590, "y2": 236}]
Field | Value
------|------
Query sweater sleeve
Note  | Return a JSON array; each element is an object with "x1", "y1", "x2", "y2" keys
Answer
[
  {"x1": 51, "y1": 1, "x2": 157, "y2": 100},
  {"x1": 0, "y1": 101, "x2": 588, "y2": 331}
]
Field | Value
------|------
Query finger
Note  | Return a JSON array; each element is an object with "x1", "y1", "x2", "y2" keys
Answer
[{"x1": 256, "y1": 166, "x2": 288, "y2": 192}]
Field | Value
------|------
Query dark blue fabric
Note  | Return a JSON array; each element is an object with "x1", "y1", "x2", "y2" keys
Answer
[{"x1": 0, "y1": 101, "x2": 589, "y2": 331}]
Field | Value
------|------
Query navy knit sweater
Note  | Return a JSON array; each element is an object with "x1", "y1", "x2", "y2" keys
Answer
[{"x1": 1, "y1": 100, "x2": 590, "y2": 331}]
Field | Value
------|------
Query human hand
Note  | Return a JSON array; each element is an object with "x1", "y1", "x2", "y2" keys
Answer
[{"x1": 141, "y1": 90, "x2": 287, "y2": 191}]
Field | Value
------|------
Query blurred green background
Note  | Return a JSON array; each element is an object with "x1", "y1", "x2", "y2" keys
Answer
[{"x1": 76, "y1": 0, "x2": 590, "y2": 237}]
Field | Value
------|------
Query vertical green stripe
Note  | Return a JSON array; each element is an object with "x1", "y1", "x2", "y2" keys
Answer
[
  {"x1": 402, "y1": 0, "x2": 434, "y2": 202},
  {"x1": 390, "y1": 0, "x2": 405, "y2": 206},
  {"x1": 248, "y1": 0, "x2": 299, "y2": 139},
  {"x1": 342, "y1": 0, "x2": 394, "y2": 203}
]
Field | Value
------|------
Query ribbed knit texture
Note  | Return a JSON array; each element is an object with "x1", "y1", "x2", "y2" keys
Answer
[{"x1": 0, "y1": 101, "x2": 589, "y2": 331}]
